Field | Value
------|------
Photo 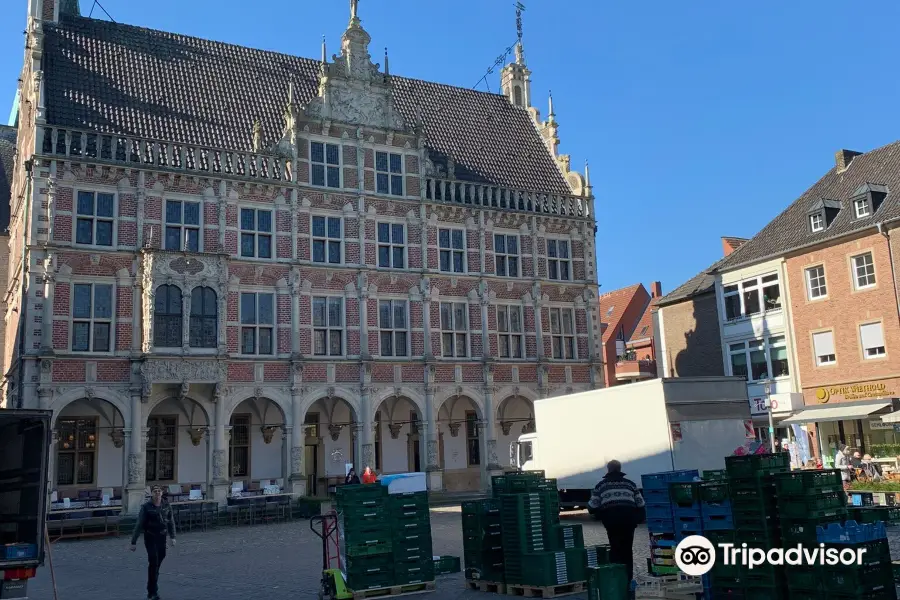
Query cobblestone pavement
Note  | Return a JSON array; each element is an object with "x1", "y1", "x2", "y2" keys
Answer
[{"x1": 26, "y1": 508, "x2": 900, "y2": 600}]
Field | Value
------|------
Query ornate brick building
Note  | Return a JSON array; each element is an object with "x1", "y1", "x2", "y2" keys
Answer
[{"x1": 6, "y1": 0, "x2": 601, "y2": 510}]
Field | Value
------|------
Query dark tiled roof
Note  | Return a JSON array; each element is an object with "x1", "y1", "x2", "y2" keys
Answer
[
  {"x1": 655, "y1": 256, "x2": 729, "y2": 307},
  {"x1": 42, "y1": 17, "x2": 571, "y2": 195},
  {"x1": 717, "y1": 140, "x2": 900, "y2": 271},
  {"x1": 0, "y1": 125, "x2": 16, "y2": 232}
]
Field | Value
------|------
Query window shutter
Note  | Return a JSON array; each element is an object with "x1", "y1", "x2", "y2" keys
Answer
[
  {"x1": 812, "y1": 331, "x2": 835, "y2": 356},
  {"x1": 860, "y1": 323, "x2": 885, "y2": 350}
]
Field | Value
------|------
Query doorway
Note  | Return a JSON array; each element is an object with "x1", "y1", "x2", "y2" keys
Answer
[{"x1": 305, "y1": 444, "x2": 318, "y2": 496}]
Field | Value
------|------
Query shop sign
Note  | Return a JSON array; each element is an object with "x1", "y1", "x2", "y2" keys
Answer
[
  {"x1": 869, "y1": 420, "x2": 894, "y2": 430},
  {"x1": 815, "y1": 382, "x2": 894, "y2": 403},
  {"x1": 671, "y1": 423, "x2": 682, "y2": 442}
]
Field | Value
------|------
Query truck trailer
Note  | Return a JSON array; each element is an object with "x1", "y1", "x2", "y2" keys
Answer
[
  {"x1": 0, "y1": 409, "x2": 52, "y2": 599},
  {"x1": 514, "y1": 377, "x2": 752, "y2": 511}
]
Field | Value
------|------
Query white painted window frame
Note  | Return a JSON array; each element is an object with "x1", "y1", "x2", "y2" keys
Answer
[{"x1": 70, "y1": 280, "x2": 116, "y2": 354}]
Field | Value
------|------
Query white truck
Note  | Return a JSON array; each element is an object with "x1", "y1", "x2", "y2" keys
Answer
[
  {"x1": 0, "y1": 409, "x2": 52, "y2": 599},
  {"x1": 515, "y1": 377, "x2": 752, "y2": 512}
]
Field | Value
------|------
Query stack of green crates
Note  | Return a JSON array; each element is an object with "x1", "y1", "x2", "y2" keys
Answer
[
  {"x1": 336, "y1": 485, "x2": 434, "y2": 591},
  {"x1": 462, "y1": 499, "x2": 504, "y2": 582},
  {"x1": 495, "y1": 472, "x2": 585, "y2": 588},
  {"x1": 389, "y1": 491, "x2": 434, "y2": 585},
  {"x1": 336, "y1": 484, "x2": 394, "y2": 591},
  {"x1": 720, "y1": 453, "x2": 790, "y2": 598}
]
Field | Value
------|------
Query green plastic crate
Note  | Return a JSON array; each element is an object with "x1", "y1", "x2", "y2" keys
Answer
[
  {"x1": 700, "y1": 481, "x2": 730, "y2": 503},
  {"x1": 345, "y1": 573, "x2": 394, "y2": 592},
  {"x1": 336, "y1": 483, "x2": 387, "y2": 503},
  {"x1": 778, "y1": 491, "x2": 846, "y2": 519},
  {"x1": 345, "y1": 552, "x2": 394, "y2": 575},
  {"x1": 780, "y1": 514, "x2": 845, "y2": 545},
  {"x1": 583, "y1": 545, "x2": 610, "y2": 568},
  {"x1": 785, "y1": 566, "x2": 822, "y2": 592},
  {"x1": 772, "y1": 469, "x2": 842, "y2": 495},
  {"x1": 586, "y1": 564, "x2": 627, "y2": 600},
  {"x1": 433, "y1": 555, "x2": 461, "y2": 575},
  {"x1": 823, "y1": 564, "x2": 894, "y2": 596},
  {"x1": 394, "y1": 558, "x2": 435, "y2": 584},
  {"x1": 556, "y1": 524, "x2": 585, "y2": 549},
  {"x1": 729, "y1": 475, "x2": 778, "y2": 496},
  {"x1": 669, "y1": 481, "x2": 702, "y2": 504},
  {"x1": 505, "y1": 549, "x2": 584, "y2": 586},
  {"x1": 702, "y1": 469, "x2": 729, "y2": 481},
  {"x1": 725, "y1": 452, "x2": 790, "y2": 478}
]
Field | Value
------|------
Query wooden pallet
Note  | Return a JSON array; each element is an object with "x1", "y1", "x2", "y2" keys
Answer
[
  {"x1": 465, "y1": 579, "x2": 506, "y2": 594},
  {"x1": 504, "y1": 581, "x2": 586, "y2": 598},
  {"x1": 350, "y1": 581, "x2": 435, "y2": 600}
]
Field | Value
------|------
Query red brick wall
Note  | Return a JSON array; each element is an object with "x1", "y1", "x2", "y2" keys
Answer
[{"x1": 787, "y1": 230, "x2": 900, "y2": 405}]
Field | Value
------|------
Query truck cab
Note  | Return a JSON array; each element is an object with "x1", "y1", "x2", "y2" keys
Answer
[{"x1": 515, "y1": 433, "x2": 537, "y2": 472}]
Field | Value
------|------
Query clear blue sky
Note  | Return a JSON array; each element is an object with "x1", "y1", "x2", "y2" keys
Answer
[{"x1": 3, "y1": 0, "x2": 900, "y2": 295}]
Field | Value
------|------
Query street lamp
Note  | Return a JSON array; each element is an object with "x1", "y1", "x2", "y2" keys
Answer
[{"x1": 765, "y1": 382, "x2": 775, "y2": 453}]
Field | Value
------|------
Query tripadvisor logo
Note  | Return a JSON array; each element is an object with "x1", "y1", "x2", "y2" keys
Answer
[{"x1": 674, "y1": 535, "x2": 866, "y2": 577}]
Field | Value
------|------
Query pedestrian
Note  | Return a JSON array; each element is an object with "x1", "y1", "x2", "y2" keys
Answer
[
  {"x1": 362, "y1": 466, "x2": 377, "y2": 484},
  {"x1": 835, "y1": 444, "x2": 851, "y2": 490},
  {"x1": 129, "y1": 485, "x2": 176, "y2": 600},
  {"x1": 345, "y1": 468, "x2": 361, "y2": 485},
  {"x1": 592, "y1": 460, "x2": 643, "y2": 597}
]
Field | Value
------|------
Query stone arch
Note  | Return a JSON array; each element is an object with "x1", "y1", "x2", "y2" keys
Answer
[
  {"x1": 299, "y1": 386, "x2": 361, "y2": 423},
  {"x1": 144, "y1": 394, "x2": 212, "y2": 428},
  {"x1": 495, "y1": 388, "x2": 536, "y2": 437},
  {"x1": 50, "y1": 387, "x2": 130, "y2": 429},
  {"x1": 433, "y1": 386, "x2": 484, "y2": 419},
  {"x1": 371, "y1": 386, "x2": 426, "y2": 419},
  {"x1": 224, "y1": 389, "x2": 291, "y2": 424}
]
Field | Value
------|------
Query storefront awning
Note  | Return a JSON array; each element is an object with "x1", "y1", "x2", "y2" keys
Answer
[{"x1": 780, "y1": 401, "x2": 892, "y2": 425}]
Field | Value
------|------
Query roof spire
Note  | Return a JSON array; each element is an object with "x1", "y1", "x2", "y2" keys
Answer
[
  {"x1": 350, "y1": 0, "x2": 360, "y2": 25},
  {"x1": 384, "y1": 47, "x2": 390, "y2": 76},
  {"x1": 548, "y1": 90, "x2": 555, "y2": 123},
  {"x1": 321, "y1": 35, "x2": 327, "y2": 64},
  {"x1": 584, "y1": 160, "x2": 592, "y2": 194}
]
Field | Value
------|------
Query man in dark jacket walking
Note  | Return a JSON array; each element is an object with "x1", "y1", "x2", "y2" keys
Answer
[
  {"x1": 591, "y1": 460, "x2": 644, "y2": 591},
  {"x1": 129, "y1": 485, "x2": 177, "y2": 600}
]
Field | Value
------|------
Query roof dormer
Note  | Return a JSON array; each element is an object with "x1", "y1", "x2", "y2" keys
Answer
[
  {"x1": 807, "y1": 198, "x2": 841, "y2": 233},
  {"x1": 850, "y1": 182, "x2": 888, "y2": 220}
]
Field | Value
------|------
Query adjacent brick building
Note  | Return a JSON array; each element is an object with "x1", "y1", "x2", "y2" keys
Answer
[
  {"x1": 713, "y1": 148, "x2": 900, "y2": 462},
  {"x1": 599, "y1": 282, "x2": 661, "y2": 386},
  {"x1": 6, "y1": 1, "x2": 602, "y2": 510}
]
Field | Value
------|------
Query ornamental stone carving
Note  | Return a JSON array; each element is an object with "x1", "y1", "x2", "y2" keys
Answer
[
  {"x1": 388, "y1": 422, "x2": 403, "y2": 439},
  {"x1": 426, "y1": 440, "x2": 439, "y2": 470},
  {"x1": 447, "y1": 422, "x2": 461, "y2": 437},
  {"x1": 486, "y1": 439, "x2": 500, "y2": 468},
  {"x1": 141, "y1": 360, "x2": 227, "y2": 383},
  {"x1": 212, "y1": 449, "x2": 228, "y2": 481},
  {"x1": 109, "y1": 428, "x2": 125, "y2": 449},
  {"x1": 290, "y1": 446, "x2": 303, "y2": 475},
  {"x1": 127, "y1": 453, "x2": 144, "y2": 484},
  {"x1": 187, "y1": 427, "x2": 206, "y2": 446},
  {"x1": 362, "y1": 443, "x2": 375, "y2": 471}
]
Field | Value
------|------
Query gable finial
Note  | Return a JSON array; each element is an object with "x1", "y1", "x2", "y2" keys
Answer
[
  {"x1": 288, "y1": 81, "x2": 294, "y2": 104},
  {"x1": 350, "y1": 0, "x2": 360, "y2": 24},
  {"x1": 548, "y1": 90, "x2": 555, "y2": 122},
  {"x1": 321, "y1": 35, "x2": 327, "y2": 64},
  {"x1": 384, "y1": 47, "x2": 390, "y2": 76},
  {"x1": 584, "y1": 160, "x2": 592, "y2": 191}
]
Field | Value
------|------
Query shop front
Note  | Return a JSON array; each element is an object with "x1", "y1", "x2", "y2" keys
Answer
[{"x1": 780, "y1": 379, "x2": 900, "y2": 467}]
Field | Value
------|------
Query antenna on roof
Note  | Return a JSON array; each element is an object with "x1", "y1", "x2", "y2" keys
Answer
[
  {"x1": 516, "y1": 2, "x2": 525, "y2": 45},
  {"x1": 472, "y1": 2, "x2": 525, "y2": 92}
]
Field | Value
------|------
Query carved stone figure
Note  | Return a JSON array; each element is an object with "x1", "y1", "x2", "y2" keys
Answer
[
  {"x1": 448, "y1": 422, "x2": 461, "y2": 437},
  {"x1": 260, "y1": 425, "x2": 278, "y2": 444},
  {"x1": 109, "y1": 428, "x2": 125, "y2": 449},
  {"x1": 187, "y1": 427, "x2": 205, "y2": 446}
]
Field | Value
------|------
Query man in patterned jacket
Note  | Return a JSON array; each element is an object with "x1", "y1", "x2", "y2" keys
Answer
[{"x1": 590, "y1": 460, "x2": 645, "y2": 589}]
